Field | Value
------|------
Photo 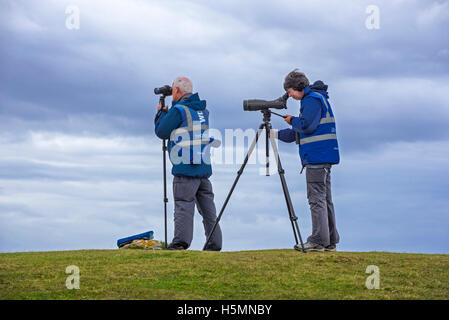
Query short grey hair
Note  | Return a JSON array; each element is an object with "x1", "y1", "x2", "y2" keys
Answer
[{"x1": 173, "y1": 76, "x2": 193, "y2": 93}]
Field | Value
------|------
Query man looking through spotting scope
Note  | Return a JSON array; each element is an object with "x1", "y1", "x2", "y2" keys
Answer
[
  {"x1": 154, "y1": 77, "x2": 222, "y2": 251},
  {"x1": 273, "y1": 70, "x2": 340, "y2": 252}
]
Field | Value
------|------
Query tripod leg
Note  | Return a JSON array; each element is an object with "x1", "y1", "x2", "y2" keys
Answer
[
  {"x1": 202, "y1": 125, "x2": 265, "y2": 251},
  {"x1": 265, "y1": 126, "x2": 269, "y2": 176},
  {"x1": 163, "y1": 139, "x2": 168, "y2": 249},
  {"x1": 157, "y1": 96, "x2": 169, "y2": 250},
  {"x1": 268, "y1": 128, "x2": 306, "y2": 253}
]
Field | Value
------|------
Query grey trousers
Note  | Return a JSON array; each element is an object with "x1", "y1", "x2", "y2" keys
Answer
[
  {"x1": 305, "y1": 166, "x2": 340, "y2": 247},
  {"x1": 171, "y1": 176, "x2": 222, "y2": 250}
]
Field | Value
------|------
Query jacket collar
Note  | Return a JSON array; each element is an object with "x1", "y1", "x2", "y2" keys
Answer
[
  {"x1": 180, "y1": 93, "x2": 193, "y2": 102},
  {"x1": 303, "y1": 85, "x2": 312, "y2": 97},
  {"x1": 172, "y1": 93, "x2": 194, "y2": 107}
]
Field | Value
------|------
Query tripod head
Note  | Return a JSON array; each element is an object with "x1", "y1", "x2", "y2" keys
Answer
[
  {"x1": 261, "y1": 109, "x2": 272, "y2": 124},
  {"x1": 260, "y1": 109, "x2": 289, "y2": 127},
  {"x1": 154, "y1": 91, "x2": 171, "y2": 124},
  {"x1": 154, "y1": 85, "x2": 172, "y2": 110}
]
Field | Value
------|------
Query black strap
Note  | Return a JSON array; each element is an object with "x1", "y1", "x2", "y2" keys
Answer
[{"x1": 295, "y1": 132, "x2": 300, "y2": 145}]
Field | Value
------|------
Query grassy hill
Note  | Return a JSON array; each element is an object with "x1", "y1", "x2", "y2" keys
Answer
[{"x1": 0, "y1": 249, "x2": 448, "y2": 299}]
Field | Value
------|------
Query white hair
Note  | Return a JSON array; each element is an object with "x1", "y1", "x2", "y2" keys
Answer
[{"x1": 173, "y1": 76, "x2": 193, "y2": 93}]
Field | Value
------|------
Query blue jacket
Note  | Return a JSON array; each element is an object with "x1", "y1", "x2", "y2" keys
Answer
[
  {"x1": 278, "y1": 81, "x2": 340, "y2": 166},
  {"x1": 155, "y1": 93, "x2": 212, "y2": 178}
]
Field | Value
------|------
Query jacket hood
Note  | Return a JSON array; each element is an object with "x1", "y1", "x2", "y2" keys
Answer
[
  {"x1": 173, "y1": 92, "x2": 206, "y2": 111},
  {"x1": 306, "y1": 80, "x2": 329, "y2": 98}
]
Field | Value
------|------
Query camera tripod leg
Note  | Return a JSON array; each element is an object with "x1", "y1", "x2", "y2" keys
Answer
[
  {"x1": 156, "y1": 95, "x2": 169, "y2": 250},
  {"x1": 202, "y1": 125, "x2": 265, "y2": 251},
  {"x1": 162, "y1": 139, "x2": 168, "y2": 250},
  {"x1": 265, "y1": 127, "x2": 269, "y2": 176},
  {"x1": 268, "y1": 128, "x2": 306, "y2": 253}
]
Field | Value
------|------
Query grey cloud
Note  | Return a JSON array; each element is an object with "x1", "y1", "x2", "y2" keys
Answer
[
  {"x1": 1, "y1": 132, "x2": 449, "y2": 253},
  {"x1": 1, "y1": 0, "x2": 448, "y2": 153}
]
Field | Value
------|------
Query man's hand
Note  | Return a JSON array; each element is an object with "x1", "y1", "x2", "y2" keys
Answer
[
  {"x1": 157, "y1": 104, "x2": 168, "y2": 112},
  {"x1": 284, "y1": 115, "x2": 293, "y2": 125}
]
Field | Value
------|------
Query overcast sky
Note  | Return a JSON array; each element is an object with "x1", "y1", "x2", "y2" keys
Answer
[{"x1": 1, "y1": 0, "x2": 448, "y2": 253}]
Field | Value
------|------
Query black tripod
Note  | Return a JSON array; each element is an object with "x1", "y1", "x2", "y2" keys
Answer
[
  {"x1": 202, "y1": 110, "x2": 306, "y2": 252},
  {"x1": 154, "y1": 95, "x2": 168, "y2": 250}
]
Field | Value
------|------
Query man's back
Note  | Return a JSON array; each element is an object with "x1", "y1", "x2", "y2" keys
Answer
[{"x1": 155, "y1": 92, "x2": 212, "y2": 178}]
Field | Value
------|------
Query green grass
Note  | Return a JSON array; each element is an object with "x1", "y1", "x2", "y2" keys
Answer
[{"x1": 0, "y1": 249, "x2": 448, "y2": 299}]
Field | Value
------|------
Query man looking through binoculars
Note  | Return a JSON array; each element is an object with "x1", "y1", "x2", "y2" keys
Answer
[{"x1": 155, "y1": 76, "x2": 222, "y2": 251}]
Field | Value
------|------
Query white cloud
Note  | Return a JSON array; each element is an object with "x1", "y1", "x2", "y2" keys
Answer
[
  {"x1": 332, "y1": 76, "x2": 449, "y2": 121},
  {"x1": 417, "y1": 1, "x2": 449, "y2": 27},
  {"x1": 1, "y1": 130, "x2": 448, "y2": 253}
]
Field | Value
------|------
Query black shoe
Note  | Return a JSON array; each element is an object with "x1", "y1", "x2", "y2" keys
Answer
[
  {"x1": 203, "y1": 245, "x2": 222, "y2": 252},
  {"x1": 325, "y1": 244, "x2": 337, "y2": 252},
  {"x1": 167, "y1": 243, "x2": 186, "y2": 250},
  {"x1": 301, "y1": 241, "x2": 325, "y2": 252}
]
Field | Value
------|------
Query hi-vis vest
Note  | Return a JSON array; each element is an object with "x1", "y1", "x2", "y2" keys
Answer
[
  {"x1": 168, "y1": 104, "x2": 213, "y2": 165},
  {"x1": 295, "y1": 91, "x2": 340, "y2": 165}
]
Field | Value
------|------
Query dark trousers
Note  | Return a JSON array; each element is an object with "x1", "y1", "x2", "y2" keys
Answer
[
  {"x1": 172, "y1": 176, "x2": 222, "y2": 250},
  {"x1": 305, "y1": 166, "x2": 340, "y2": 247}
]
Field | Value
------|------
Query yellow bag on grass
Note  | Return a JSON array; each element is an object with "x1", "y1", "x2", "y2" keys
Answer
[{"x1": 120, "y1": 239, "x2": 162, "y2": 250}]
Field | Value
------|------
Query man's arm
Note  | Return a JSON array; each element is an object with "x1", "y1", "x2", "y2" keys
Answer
[
  {"x1": 276, "y1": 128, "x2": 296, "y2": 143},
  {"x1": 155, "y1": 107, "x2": 182, "y2": 139}
]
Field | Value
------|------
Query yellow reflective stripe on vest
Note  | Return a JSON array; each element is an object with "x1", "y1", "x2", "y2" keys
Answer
[
  {"x1": 319, "y1": 117, "x2": 335, "y2": 124},
  {"x1": 300, "y1": 133, "x2": 337, "y2": 145},
  {"x1": 178, "y1": 104, "x2": 193, "y2": 131},
  {"x1": 176, "y1": 139, "x2": 212, "y2": 147},
  {"x1": 172, "y1": 124, "x2": 209, "y2": 136},
  {"x1": 313, "y1": 92, "x2": 334, "y2": 123}
]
